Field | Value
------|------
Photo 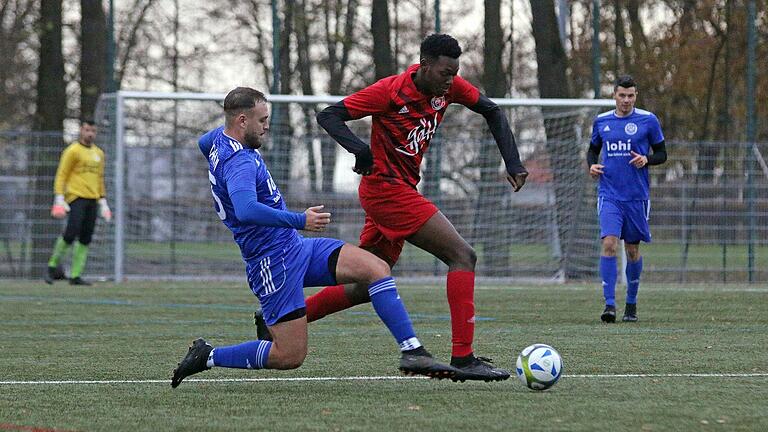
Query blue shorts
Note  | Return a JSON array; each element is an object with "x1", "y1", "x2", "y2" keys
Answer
[
  {"x1": 598, "y1": 197, "x2": 651, "y2": 244},
  {"x1": 245, "y1": 237, "x2": 345, "y2": 326}
]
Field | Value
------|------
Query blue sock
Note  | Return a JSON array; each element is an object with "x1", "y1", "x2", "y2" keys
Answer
[
  {"x1": 368, "y1": 277, "x2": 422, "y2": 351},
  {"x1": 626, "y1": 257, "x2": 643, "y2": 305},
  {"x1": 600, "y1": 256, "x2": 617, "y2": 307},
  {"x1": 210, "y1": 340, "x2": 272, "y2": 369}
]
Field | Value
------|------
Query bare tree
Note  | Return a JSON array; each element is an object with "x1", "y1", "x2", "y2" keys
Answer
[
  {"x1": 371, "y1": 0, "x2": 393, "y2": 80},
  {"x1": 613, "y1": 0, "x2": 629, "y2": 76},
  {"x1": 624, "y1": 0, "x2": 647, "y2": 70},
  {"x1": 530, "y1": 0, "x2": 595, "y2": 279},
  {"x1": 80, "y1": 0, "x2": 106, "y2": 119},
  {"x1": 0, "y1": 0, "x2": 37, "y2": 129},
  {"x1": 32, "y1": 0, "x2": 66, "y2": 277},
  {"x1": 320, "y1": 0, "x2": 358, "y2": 192},
  {"x1": 295, "y1": 0, "x2": 318, "y2": 191},
  {"x1": 114, "y1": 0, "x2": 155, "y2": 89},
  {"x1": 474, "y1": 0, "x2": 507, "y2": 275},
  {"x1": 270, "y1": 0, "x2": 295, "y2": 189}
]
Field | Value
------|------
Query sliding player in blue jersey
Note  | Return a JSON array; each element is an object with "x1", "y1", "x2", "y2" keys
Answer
[
  {"x1": 587, "y1": 76, "x2": 667, "y2": 323},
  {"x1": 171, "y1": 87, "x2": 457, "y2": 387}
]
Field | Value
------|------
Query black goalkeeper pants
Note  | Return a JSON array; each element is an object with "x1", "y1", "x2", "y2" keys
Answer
[{"x1": 63, "y1": 198, "x2": 98, "y2": 245}]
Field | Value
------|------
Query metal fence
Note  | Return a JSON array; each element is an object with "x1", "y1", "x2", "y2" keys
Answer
[{"x1": 1, "y1": 92, "x2": 766, "y2": 283}]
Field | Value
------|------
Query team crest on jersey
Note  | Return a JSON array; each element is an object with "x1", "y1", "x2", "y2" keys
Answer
[
  {"x1": 624, "y1": 122, "x2": 638, "y2": 135},
  {"x1": 430, "y1": 96, "x2": 446, "y2": 111},
  {"x1": 93, "y1": 154, "x2": 100, "y2": 162}
]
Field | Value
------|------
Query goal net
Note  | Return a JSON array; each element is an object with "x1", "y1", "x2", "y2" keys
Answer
[{"x1": 95, "y1": 92, "x2": 613, "y2": 282}]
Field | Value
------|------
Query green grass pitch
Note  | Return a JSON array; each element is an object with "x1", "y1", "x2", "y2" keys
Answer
[{"x1": 2, "y1": 280, "x2": 767, "y2": 431}]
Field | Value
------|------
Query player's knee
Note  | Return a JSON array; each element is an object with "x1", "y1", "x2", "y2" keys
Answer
[
  {"x1": 602, "y1": 237, "x2": 619, "y2": 256},
  {"x1": 465, "y1": 247, "x2": 478, "y2": 268},
  {"x1": 272, "y1": 346, "x2": 307, "y2": 370},
  {"x1": 625, "y1": 247, "x2": 641, "y2": 261},
  {"x1": 364, "y1": 256, "x2": 391, "y2": 283},
  {"x1": 62, "y1": 235, "x2": 76, "y2": 244},
  {"x1": 282, "y1": 352, "x2": 306, "y2": 370},
  {"x1": 450, "y1": 244, "x2": 477, "y2": 269}
]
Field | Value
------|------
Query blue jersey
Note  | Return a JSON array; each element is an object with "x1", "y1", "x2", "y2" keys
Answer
[
  {"x1": 198, "y1": 127, "x2": 300, "y2": 261},
  {"x1": 590, "y1": 108, "x2": 664, "y2": 201}
]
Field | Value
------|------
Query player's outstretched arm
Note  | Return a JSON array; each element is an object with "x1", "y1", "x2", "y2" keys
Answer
[
  {"x1": 303, "y1": 205, "x2": 331, "y2": 232},
  {"x1": 468, "y1": 94, "x2": 528, "y2": 191},
  {"x1": 317, "y1": 103, "x2": 374, "y2": 175},
  {"x1": 230, "y1": 190, "x2": 306, "y2": 229}
]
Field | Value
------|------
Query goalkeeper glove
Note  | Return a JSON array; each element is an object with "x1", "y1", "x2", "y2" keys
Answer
[
  {"x1": 98, "y1": 198, "x2": 112, "y2": 222},
  {"x1": 51, "y1": 194, "x2": 69, "y2": 219},
  {"x1": 353, "y1": 147, "x2": 374, "y2": 175}
]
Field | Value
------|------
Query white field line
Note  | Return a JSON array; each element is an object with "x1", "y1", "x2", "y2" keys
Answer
[{"x1": 2, "y1": 373, "x2": 768, "y2": 385}]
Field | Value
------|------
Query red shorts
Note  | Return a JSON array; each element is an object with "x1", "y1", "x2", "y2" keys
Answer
[{"x1": 358, "y1": 178, "x2": 439, "y2": 265}]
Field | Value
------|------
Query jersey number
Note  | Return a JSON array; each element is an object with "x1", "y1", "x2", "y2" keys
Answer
[{"x1": 208, "y1": 171, "x2": 226, "y2": 220}]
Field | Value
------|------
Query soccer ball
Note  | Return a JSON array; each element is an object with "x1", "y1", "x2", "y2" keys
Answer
[{"x1": 515, "y1": 344, "x2": 563, "y2": 390}]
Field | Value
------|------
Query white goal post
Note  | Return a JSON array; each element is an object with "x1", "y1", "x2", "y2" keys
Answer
[{"x1": 97, "y1": 91, "x2": 614, "y2": 283}]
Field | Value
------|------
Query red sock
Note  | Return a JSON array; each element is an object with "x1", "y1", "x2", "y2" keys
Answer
[
  {"x1": 305, "y1": 285, "x2": 354, "y2": 322},
  {"x1": 446, "y1": 270, "x2": 475, "y2": 358}
]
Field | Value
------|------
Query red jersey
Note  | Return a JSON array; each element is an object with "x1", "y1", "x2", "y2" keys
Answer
[{"x1": 341, "y1": 64, "x2": 480, "y2": 188}]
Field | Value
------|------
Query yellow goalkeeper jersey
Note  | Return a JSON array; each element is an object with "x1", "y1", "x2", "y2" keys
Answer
[{"x1": 53, "y1": 141, "x2": 106, "y2": 203}]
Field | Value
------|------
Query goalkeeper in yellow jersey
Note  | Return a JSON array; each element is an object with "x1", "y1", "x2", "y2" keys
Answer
[{"x1": 44, "y1": 119, "x2": 112, "y2": 285}]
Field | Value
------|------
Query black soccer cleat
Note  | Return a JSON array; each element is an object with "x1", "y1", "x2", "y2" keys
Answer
[
  {"x1": 171, "y1": 338, "x2": 213, "y2": 388},
  {"x1": 399, "y1": 350, "x2": 459, "y2": 380},
  {"x1": 622, "y1": 303, "x2": 638, "y2": 322},
  {"x1": 601, "y1": 305, "x2": 617, "y2": 323},
  {"x1": 450, "y1": 355, "x2": 511, "y2": 382},
  {"x1": 44, "y1": 265, "x2": 66, "y2": 285},
  {"x1": 254, "y1": 309, "x2": 272, "y2": 341},
  {"x1": 69, "y1": 277, "x2": 92, "y2": 286}
]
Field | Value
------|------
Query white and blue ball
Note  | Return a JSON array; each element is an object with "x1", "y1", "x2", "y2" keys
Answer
[{"x1": 515, "y1": 344, "x2": 563, "y2": 390}]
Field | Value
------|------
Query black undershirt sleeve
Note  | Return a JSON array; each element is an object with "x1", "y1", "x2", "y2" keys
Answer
[
  {"x1": 587, "y1": 142, "x2": 601, "y2": 167},
  {"x1": 316, "y1": 102, "x2": 370, "y2": 156},
  {"x1": 646, "y1": 140, "x2": 667, "y2": 166},
  {"x1": 467, "y1": 94, "x2": 526, "y2": 175}
]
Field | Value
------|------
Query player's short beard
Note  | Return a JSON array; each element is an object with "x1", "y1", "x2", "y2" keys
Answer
[{"x1": 243, "y1": 131, "x2": 263, "y2": 149}]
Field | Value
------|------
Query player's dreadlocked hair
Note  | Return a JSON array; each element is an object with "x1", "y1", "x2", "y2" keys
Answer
[
  {"x1": 224, "y1": 87, "x2": 267, "y2": 123},
  {"x1": 420, "y1": 34, "x2": 462, "y2": 61},
  {"x1": 615, "y1": 75, "x2": 637, "y2": 90}
]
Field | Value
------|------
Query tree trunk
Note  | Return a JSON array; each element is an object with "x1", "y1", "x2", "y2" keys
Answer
[
  {"x1": 321, "y1": 0, "x2": 358, "y2": 192},
  {"x1": 625, "y1": 0, "x2": 646, "y2": 68},
  {"x1": 271, "y1": 0, "x2": 294, "y2": 190},
  {"x1": 475, "y1": 0, "x2": 508, "y2": 276},
  {"x1": 295, "y1": 0, "x2": 317, "y2": 192},
  {"x1": 613, "y1": 0, "x2": 628, "y2": 75},
  {"x1": 0, "y1": 0, "x2": 37, "y2": 128},
  {"x1": 80, "y1": 0, "x2": 106, "y2": 120},
  {"x1": 371, "y1": 0, "x2": 393, "y2": 80},
  {"x1": 32, "y1": 0, "x2": 66, "y2": 277},
  {"x1": 530, "y1": 0, "x2": 595, "y2": 280}
]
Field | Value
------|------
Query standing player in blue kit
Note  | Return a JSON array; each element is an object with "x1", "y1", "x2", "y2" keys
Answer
[{"x1": 587, "y1": 76, "x2": 667, "y2": 323}]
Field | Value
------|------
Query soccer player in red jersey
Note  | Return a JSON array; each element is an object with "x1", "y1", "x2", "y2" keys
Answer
[{"x1": 259, "y1": 34, "x2": 528, "y2": 381}]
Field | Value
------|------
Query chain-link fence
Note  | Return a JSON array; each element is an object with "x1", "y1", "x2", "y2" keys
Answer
[{"x1": 2, "y1": 92, "x2": 766, "y2": 283}]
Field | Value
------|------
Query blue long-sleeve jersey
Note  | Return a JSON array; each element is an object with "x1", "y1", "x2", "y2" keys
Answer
[{"x1": 198, "y1": 127, "x2": 305, "y2": 261}]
